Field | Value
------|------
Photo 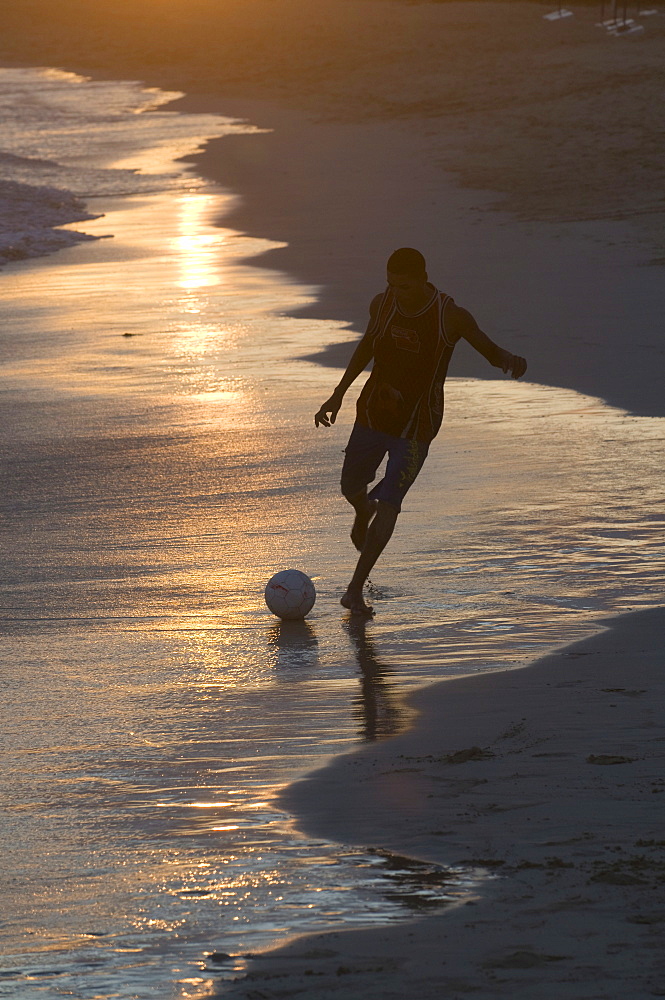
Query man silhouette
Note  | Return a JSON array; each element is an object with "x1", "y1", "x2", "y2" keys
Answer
[{"x1": 315, "y1": 248, "x2": 527, "y2": 615}]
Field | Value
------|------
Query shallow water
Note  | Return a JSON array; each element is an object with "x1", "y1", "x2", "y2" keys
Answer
[
  {"x1": 0, "y1": 65, "x2": 256, "y2": 268},
  {"x1": 0, "y1": 70, "x2": 663, "y2": 1000}
]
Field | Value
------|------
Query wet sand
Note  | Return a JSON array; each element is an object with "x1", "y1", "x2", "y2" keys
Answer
[
  {"x1": 218, "y1": 606, "x2": 665, "y2": 999},
  {"x1": 2, "y1": 2, "x2": 664, "y2": 412},
  {"x1": 171, "y1": 42, "x2": 665, "y2": 1000},
  {"x1": 1, "y1": 2, "x2": 664, "y2": 996},
  {"x1": 180, "y1": 96, "x2": 665, "y2": 417},
  {"x1": 160, "y1": 8, "x2": 665, "y2": 996}
]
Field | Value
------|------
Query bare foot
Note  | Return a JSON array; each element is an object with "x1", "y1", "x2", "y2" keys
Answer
[
  {"x1": 350, "y1": 499, "x2": 378, "y2": 551},
  {"x1": 341, "y1": 589, "x2": 375, "y2": 616}
]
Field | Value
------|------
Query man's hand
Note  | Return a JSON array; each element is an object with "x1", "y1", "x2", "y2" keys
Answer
[
  {"x1": 315, "y1": 389, "x2": 344, "y2": 427},
  {"x1": 501, "y1": 352, "x2": 527, "y2": 379}
]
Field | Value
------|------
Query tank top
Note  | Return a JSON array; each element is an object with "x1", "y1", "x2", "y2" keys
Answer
[{"x1": 355, "y1": 285, "x2": 459, "y2": 442}]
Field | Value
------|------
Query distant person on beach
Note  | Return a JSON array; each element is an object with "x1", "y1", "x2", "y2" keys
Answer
[{"x1": 314, "y1": 247, "x2": 527, "y2": 615}]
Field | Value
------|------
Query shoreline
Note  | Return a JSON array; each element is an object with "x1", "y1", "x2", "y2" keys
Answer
[
  {"x1": 218, "y1": 606, "x2": 665, "y2": 998},
  {"x1": 1, "y1": 2, "x2": 664, "y2": 417},
  {"x1": 175, "y1": 89, "x2": 665, "y2": 419},
  {"x1": 1, "y1": 4, "x2": 664, "y2": 993}
]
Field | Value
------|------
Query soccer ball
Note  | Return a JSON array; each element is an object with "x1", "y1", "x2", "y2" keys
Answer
[{"x1": 264, "y1": 569, "x2": 316, "y2": 620}]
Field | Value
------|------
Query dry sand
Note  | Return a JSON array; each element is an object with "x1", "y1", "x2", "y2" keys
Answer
[
  {"x1": 1, "y1": 3, "x2": 664, "y2": 995},
  {"x1": 3, "y1": 0, "x2": 664, "y2": 237},
  {"x1": 180, "y1": 95, "x2": 665, "y2": 417},
  {"x1": 2, "y1": 1, "x2": 663, "y2": 415}
]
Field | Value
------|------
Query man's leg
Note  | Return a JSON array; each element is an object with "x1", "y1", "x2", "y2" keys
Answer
[
  {"x1": 341, "y1": 501, "x2": 399, "y2": 615},
  {"x1": 347, "y1": 488, "x2": 378, "y2": 552},
  {"x1": 341, "y1": 435, "x2": 430, "y2": 615},
  {"x1": 340, "y1": 425, "x2": 387, "y2": 551}
]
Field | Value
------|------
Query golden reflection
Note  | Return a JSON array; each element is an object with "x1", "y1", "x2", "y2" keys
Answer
[
  {"x1": 187, "y1": 801, "x2": 235, "y2": 808},
  {"x1": 268, "y1": 619, "x2": 319, "y2": 671},
  {"x1": 175, "y1": 977, "x2": 216, "y2": 1000},
  {"x1": 173, "y1": 192, "x2": 227, "y2": 292}
]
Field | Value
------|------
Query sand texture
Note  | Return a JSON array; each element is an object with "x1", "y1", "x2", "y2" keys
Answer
[
  {"x1": 2, "y1": 0, "x2": 664, "y2": 237},
  {"x1": 2, "y1": 1, "x2": 664, "y2": 417},
  {"x1": 1, "y1": 3, "x2": 663, "y2": 995},
  {"x1": 182, "y1": 96, "x2": 665, "y2": 417},
  {"x1": 219, "y1": 608, "x2": 665, "y2": 998}
]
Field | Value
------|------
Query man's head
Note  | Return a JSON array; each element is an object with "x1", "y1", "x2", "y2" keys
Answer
[
  {"x1": 386, "y1": 248, "x2": 429, "y2": 310},
  {"x1": 387, "y1": 248, "x2": 426, "y2": 277}
]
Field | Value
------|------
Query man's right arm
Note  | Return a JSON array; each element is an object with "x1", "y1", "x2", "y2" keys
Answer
[{"x1": 314, "y1": 294, "x2": 381, "y2": 427}]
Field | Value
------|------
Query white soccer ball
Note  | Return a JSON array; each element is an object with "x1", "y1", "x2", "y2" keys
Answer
[{"x1": 264, "y1": 569, "x2": 316, "y2": 620}]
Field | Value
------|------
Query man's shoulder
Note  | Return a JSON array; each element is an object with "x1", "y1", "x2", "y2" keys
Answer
[
  {"x1": 441, "y1": 295, "x2": 469, "y2": 320},
  {"x1": 442, "y1": 298, "x2": 479, "y2": 342},
  {"x1": 429, "y1": 287, "x2": 457, "y2": 313},
  {"x1": 369, "y1": 290, "x2": 387, "y2": 313},
  {"x1": 434, "y1": 290, "x2": 460, "y2": 324}
]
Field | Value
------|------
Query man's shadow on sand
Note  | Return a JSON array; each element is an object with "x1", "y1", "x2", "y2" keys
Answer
[{"x1": 269, "y1": 617, "x2": 403, "y2": 741}]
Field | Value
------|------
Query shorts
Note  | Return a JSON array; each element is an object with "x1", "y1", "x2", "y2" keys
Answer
[{"x1": 340, "y1": 422, "x2": 430, "y2": 513}]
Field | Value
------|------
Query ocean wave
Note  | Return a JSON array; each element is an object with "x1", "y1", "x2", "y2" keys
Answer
[
  {"x1": 0, "y1": 148, "x2": 204, "y2": 199},
  {"x1": 0, "y1": 66, "x2": 250, "y2": 269},
  {"x1": 0, "y1": 178, "x2": 100, "y2": 266}
]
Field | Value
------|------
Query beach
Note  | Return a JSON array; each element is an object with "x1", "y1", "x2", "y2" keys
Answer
[
  {"x1": 4, "y1": 0, "x2": 664, "y2": 415},
  {"x1": 221, "y1": 607, "x2": 665, "y2": 999},
  {"x1": 0, "y1": 2, "x2": 664, "y2": 998}
]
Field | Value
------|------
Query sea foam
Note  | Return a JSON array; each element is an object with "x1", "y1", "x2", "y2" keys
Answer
[
  {"x1": 0, "y1": 176, "x2": 99, "y2": 264},
  {"x1": 0, "y1": 66, "x2": 250, "y2": 267}
]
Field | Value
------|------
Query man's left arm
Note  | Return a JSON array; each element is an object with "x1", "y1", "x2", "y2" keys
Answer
[{"x1": 451, "y1": 304, "x2": 527, "y2": 379}]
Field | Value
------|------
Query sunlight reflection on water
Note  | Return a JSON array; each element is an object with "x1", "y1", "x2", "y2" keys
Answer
[{"x1": 1, "y1": 108, "x2": 663, "y2": 1000}]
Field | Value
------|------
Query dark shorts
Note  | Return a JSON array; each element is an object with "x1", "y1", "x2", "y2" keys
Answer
[{"x1": 340, "y1": 423, "x2": 430, "y2": 513}]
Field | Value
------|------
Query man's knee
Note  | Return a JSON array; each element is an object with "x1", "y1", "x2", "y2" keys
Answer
[{"x1": 341, "y1": 479, "x2": 364, "y2": 505}]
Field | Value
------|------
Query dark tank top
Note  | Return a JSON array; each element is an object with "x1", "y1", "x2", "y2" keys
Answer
[{"x1": 355, "y1": 285, "x2": 460, "y2": 442}]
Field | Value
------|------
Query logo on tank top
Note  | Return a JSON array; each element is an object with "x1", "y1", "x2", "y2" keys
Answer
[{"x1": 390, "y1": 324, "x2": 420, "y2": 353}]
